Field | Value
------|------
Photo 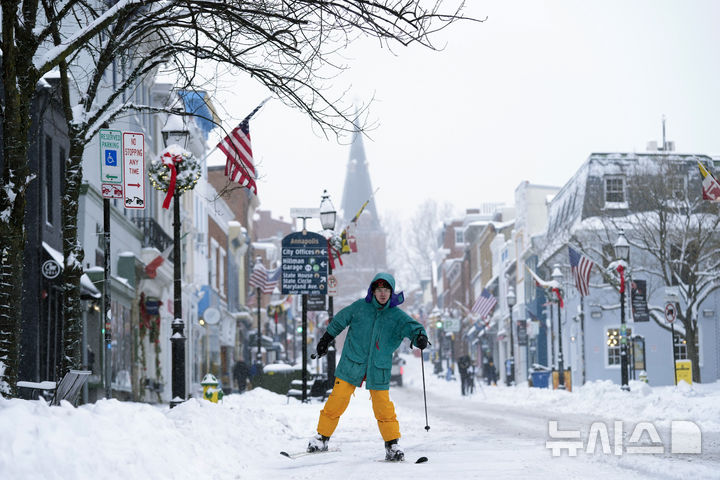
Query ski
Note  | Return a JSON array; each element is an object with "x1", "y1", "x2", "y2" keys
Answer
[
  {"x1": 280, "y1": 447, "x2": 340, "y2": 460},
  {"x1": 375, "y1": 456, "x2": 428, "y2": 463}
]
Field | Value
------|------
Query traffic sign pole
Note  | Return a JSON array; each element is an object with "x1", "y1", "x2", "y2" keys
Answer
[
  {"x1": 281, "y1": 231, "x2": 328, "y2": 403},
  {"x1": 103, "y1": 193, "x2": 112, "y2": 400},
  {"x1": 665, "y1": 302, "x2": 678, "y2": 385},
  {"x1": 302, "y1": 294, "x2": 308, "y2": 403},
  {"x1": 670, "y1": 320, "x2": 677, "y2": 385}
]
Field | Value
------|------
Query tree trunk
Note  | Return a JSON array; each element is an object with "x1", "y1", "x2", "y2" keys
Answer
[
  {"x1": 685, "y1": 322, "x2": 701, "y2": 383},
  {"x1": 0, "y1": 222, "x2": 25, "y2": 396},
  {"x1": 59, "y1": 139, "x2": 86, "y2": 376},
  {"x1": 0, "y1": 0, "x2": 36, "y2": 395}
]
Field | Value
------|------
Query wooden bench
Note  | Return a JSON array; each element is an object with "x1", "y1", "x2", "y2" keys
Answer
[{"x1": 17, "y1": 370, "x2": 91, "y2": 406}]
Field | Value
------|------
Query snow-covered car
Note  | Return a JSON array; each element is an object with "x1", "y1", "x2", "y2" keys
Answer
[{"x1": 390, "y1": 354, "x2": 406, "y2": 386}]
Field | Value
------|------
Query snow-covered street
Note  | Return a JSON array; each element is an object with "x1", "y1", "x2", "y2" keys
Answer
[{"x1": 2, "y1": 353, "x2": 718, "y2": 479}]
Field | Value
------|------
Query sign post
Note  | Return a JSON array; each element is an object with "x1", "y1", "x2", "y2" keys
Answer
[
  {"x1": 98, "y1": 129, "x2": 124, "y2": 399},
  {"x1": 665, "y1": 302, "x2": 678, "y2": 384},
  {"x1": 122, "y1": 132, "x2": 145, "y2": 209},
  {"x1": 281, "y1": 231, "x2": 328, "y2": 402}
]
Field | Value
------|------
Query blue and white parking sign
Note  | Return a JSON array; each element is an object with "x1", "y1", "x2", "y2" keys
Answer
[
  {"x1": 105, "y1": 149, "x2": 117, "y2": 167},
  {"x1": 99, "y1": 129, "x2": 122, "y2": 186}
]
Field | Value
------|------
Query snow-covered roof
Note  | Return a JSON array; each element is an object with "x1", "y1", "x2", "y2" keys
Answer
[{"x1": 537, "y1": 152, "x2": 716, "y2": 267}]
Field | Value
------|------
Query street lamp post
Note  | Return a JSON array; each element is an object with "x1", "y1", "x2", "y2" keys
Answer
[
  {"x1": 161, "y1": 115, "x2": 190, "y2": 408},
  {"x1": 614, "y1": 229, "x2": 631, "y2": 391},
  {"x1": 430, "y1": 307, "x2": 443, "y2": 374},
  {"x1": 319, "y1": 190, "x2": 337, "y2": 385},
  {"x1": 552, "y1": 265, "x2": 565, "y2": 389},
  {"x1": 507, "y1": 286, "x2": 516, "y2": 386}
]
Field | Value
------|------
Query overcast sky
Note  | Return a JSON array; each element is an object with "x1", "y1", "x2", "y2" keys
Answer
[{"x1": 206, "y1": 0, "x2": 720, "y2": 226}]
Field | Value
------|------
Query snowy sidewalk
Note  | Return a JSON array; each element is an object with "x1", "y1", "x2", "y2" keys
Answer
[{"x1": 2, "y1": 354, "x2": 719, "y2": 479}]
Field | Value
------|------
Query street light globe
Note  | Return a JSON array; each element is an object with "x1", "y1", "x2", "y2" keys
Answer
[
  {"x1": 161, "y1": 113, "x2": 190, "y2": 148},
  {"x1": 319, "y1": 190, "x2": 336, "y2": 231},
  {"x1": 552, "y1": 264, "x2": 562, "y2": 282},
  {"x1": 614, "y1": 229, "x2": 630, "y2": 261},
  {"x1": 507, "y1": 286, "x2": 516, "y2": 307}
]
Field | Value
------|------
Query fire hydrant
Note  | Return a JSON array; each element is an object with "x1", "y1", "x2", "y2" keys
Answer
[
  {"x1": 639, "y1": 370, "x2": 648, "y2": 383},
  {"x1": 201, "y1": 373, "x2": 224, "y2": 403}
]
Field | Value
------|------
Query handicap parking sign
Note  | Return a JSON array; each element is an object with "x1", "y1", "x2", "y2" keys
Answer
[{"x1": 105, "y1": 149, "x2": 117, "y2": 167}]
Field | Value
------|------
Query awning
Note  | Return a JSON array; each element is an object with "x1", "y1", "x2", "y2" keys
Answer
[
  {"x1": 81, "y1": 274, "x2": 101, "y2": 299},
  {"x1": 43, "y1": 242, "x2": 101, "y2": 299}
]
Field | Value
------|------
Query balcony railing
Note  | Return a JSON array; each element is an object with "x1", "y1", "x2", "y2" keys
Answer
[{"x1": 132, "y1": 217, "x2": 172, "y2": 253}]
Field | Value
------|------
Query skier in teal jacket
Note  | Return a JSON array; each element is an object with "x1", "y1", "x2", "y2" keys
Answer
[{"x1": 307, "y1": 272, "x2": 429, "y2": 461}]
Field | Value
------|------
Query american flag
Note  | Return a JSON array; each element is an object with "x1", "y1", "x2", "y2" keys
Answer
[
  {"x1": 568, "y1": 246, "x2": 594, "y2": 297},
  {"x1": 217, "y1": 100, "x2": 269, "y2": 195},
  {"x1": 471, "y1": 288, "x2": 497, "y2": 318},
  {"x1": 248, "y1": 263, "x2": 281, "y2": 294}
]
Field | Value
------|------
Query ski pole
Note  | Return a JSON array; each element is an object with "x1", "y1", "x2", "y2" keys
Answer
[{"x1": 420, "y1": 351, "x2": 430, "y2": 431}]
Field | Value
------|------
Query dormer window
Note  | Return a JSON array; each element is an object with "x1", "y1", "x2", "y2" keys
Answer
[
  {"x1": 604, "y1": 176, "x2": 627, "y2": 208},
  {"x1": 454, "y1": 227, "x2": 465, "y2": 245}
]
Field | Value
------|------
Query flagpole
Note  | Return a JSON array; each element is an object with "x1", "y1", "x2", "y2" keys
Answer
[
  {"x1": 256, "y1": 287, "x2": 262, "y2": 365},
  {"x1": 580, "y1": 296, "x2": 586, "y2": 386},
  {"x1": 339, "y1": 187, "x2": 380, "y2": 232}
]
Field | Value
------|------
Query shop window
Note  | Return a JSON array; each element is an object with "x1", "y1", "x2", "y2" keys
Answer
[{"x1": 606, "y1": 327, "x2": 632, "y2": 366}]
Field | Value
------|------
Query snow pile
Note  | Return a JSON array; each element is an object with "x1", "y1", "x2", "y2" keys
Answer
[
  {"x1": 403, "y1": 353, "x2": 720, "y2": 432},
  {"x1": 0, "y1": 389, "x2": 296, "y2": 480},
  {"x1": 2, "y1": 354, "x2": 718, "y2": 479}
]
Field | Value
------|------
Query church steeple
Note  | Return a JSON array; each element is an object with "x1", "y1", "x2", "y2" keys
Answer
[
  {"x1": 340, "y1": 125, "x2": 380, "y2": 229},
  {"x1": 334, "y1": 120, "x2": 387, "y2": 303}
]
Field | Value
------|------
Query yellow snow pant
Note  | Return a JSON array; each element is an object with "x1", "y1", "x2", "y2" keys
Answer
[{"x1": 317, "y1": 378, "x2": 400, "y2": 442}]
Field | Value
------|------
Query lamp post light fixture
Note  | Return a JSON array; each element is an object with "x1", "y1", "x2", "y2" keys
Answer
[
  {"x1": 319, "y1": 190, "x2": 337, "y2": 385},
  {"x1": 614, "y1": 229, "x2": 631, "y2": 391},
  {"x1": 506, "y1": 285, "x2": 516, "y2": 386},
  {"x1": 430, "y1": 306, "x2": 443, "y2": 374},
  {"x1": 161, "y1": 113, "x2": 190, "y2": 408},
  {"x1": 319, "y1": 190, "x2": 337, "y2": 231},
  {"x1": 551, "y1": 265, "x2": 565, "y2": 389}
]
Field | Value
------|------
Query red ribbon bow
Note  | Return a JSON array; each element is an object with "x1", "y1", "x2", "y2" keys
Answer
[
  {"x1": 616, "y1": 264, "x2": 626, "y2": 294},
  {"x1": 327, "y1": 239, "x2": 343, "y2": 270},
  {"x1": 161, "y1": 150, "x2": 183, "y2": 209},
  {"x1": 553, "y1": 287, "x2": 564, "y2": 308}
]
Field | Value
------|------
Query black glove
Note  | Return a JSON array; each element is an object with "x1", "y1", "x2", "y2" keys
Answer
[
  {"x1": 415, "y1": 334, "x2": 429, "y2": 350},
  {"x1": 316, "y1": 332, "x2": 334, "y2": 358}
]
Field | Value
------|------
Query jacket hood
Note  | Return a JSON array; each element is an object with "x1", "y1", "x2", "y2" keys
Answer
[{"x1": 364, "y1": 272, "x2": 404, "y2": 307}]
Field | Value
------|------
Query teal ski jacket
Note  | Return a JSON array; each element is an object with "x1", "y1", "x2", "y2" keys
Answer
[{"x1": 328, "y1": 273, "x2": 427, "y2": 390}]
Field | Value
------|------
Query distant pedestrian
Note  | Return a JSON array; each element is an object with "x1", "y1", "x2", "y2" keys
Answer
[
  {"x1": 484, "y1": 358, "x2": 498, "y2": 386},
  {"x1": 232, "y1": 360, "x2": 249, "y2": 393},
  {"x1": 458, "y1": 355, "x2": 473, "y2": 395},
  {"x1": 248, "y1": 362, "x2": 262, "y2": 389}
]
